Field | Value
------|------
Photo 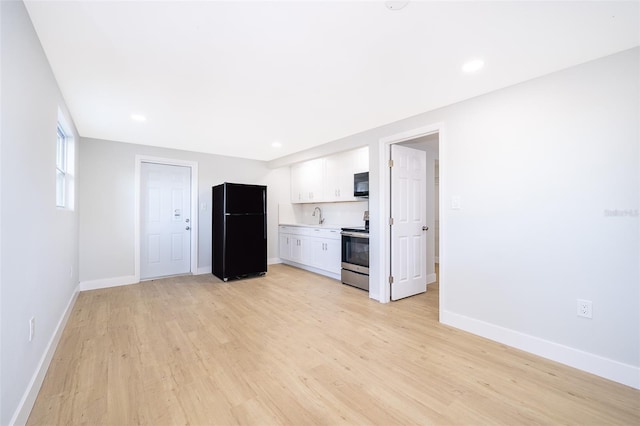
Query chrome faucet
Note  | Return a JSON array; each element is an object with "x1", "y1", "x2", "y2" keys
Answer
[{"x1": 312, "y1": 207, "x2": 324, "y2": 224}]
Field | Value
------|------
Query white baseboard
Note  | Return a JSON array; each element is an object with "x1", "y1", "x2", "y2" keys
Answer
[
  {"x1": 368, "y1": 290, "x2": 380, "y2": 302},
  {"x1": 267, "y1": 257, "x2": 281, "y2": 265},
  {"x1": 280, "y1": 260, "x2": 340, "y2": 281},
  {"x1": 10, "y1": 285, "x2": 79, "y2": 426},
  {"x1": 441, "y1": 310, "x2": 640, "y2": 390},
  {"x1": 79, "y1": 275, "x2": 137, "y2": 291},
  {"x1": 426, "y1": 272, "x2": 437, "y2": 285},
  {"x1": 195, "y1": 266, "x2": 212, "y2": 275}
]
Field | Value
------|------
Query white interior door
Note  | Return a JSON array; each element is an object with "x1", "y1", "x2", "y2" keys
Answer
[
  {"x1": 140, "y1": 162, "x2": 191, "y2": 279},
  {"x1": 391, "y1": 144, "x2": 427, "y2": 300}
]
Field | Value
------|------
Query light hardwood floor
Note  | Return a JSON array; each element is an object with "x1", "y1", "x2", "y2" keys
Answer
[{"x1": 28, "y1": 264, "x2": 639, "y2": 425}]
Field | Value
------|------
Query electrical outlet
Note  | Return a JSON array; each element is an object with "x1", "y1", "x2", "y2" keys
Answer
[
  {"x1": 577, "y1": 299, "x2": 593, "y2": 319},
  {"x1": 29, "y1": 317, "x2": 35, "y2": 342}
]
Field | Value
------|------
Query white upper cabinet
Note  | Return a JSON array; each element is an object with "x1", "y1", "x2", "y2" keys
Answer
[
  {"x1": 291, "y1": 158, "x2": 325, "y2": 203},
  {"x1": 324, "y1": 147, "x2": 367, "y2": 202},
  {"x1": 291, "y1": 147, "x2": 368, "y2": 204},
  {"x1": 352, "y1": 146, "x2": 369, "y2": 174}
]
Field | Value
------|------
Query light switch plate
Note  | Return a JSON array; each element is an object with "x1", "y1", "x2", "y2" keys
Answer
[{"x1": 451, "y1": 195, "x2": 461, "y2": 210}]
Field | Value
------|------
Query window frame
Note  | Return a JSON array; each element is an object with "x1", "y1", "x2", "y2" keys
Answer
[
  {"x1": 55, "y1": 109, "x2": 75, "y2": 211},
  {"x1": 56, "y1": 123, "x2": 67, "y2": 208}
]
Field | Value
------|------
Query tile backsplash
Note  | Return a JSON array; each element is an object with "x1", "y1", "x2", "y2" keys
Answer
[{"x1": 279, "y1": 201, "x2": 368, "y2": 227}]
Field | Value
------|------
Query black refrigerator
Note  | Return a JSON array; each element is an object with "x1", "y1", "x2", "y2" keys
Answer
[{"x1": 212, "y1": 183, "x2": 267, "y2": 281}]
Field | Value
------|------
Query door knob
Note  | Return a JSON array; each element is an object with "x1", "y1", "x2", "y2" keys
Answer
[
  {"x1": 185, "y1": 218, "x2": 190, "y2": 223},
  {"x1": 185, "y1": 226, "x2": 191, "y2": 231},
  {"x1": 422, "y1": 226, "x2": 429, "y2": 231}
]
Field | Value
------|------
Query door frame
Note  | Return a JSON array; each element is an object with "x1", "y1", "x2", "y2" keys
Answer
[
  {"x1": 134, "y1": 155, "x2": 199, "y2": 282},
  {"x1": 377, "y1": 123, "x2": 444, "y2": 310}
]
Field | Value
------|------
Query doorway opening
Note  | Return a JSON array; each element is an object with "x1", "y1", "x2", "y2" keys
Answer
[
  {"x1": 377, "y1": 124, "x2": 443, "y2": 311},
  {"x1": 391, "y1": 136, "x2": 439, "y2": 300},
  {"x1": 134, "y1": 155, "x2": 199, "y2": 281}
]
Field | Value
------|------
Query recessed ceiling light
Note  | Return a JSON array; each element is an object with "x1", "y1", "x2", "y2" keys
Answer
[
  {"x1": 271, "y1": 141, "x2": 282, "y2": 148},
  {"x1": 462, "y1": 59, "x2": 485, "y2": 73},
  {"x1": 130, "y1": 114, "x2": 146, "y2": 122}
]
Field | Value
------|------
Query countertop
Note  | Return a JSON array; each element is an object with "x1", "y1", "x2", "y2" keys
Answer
[{"x1": 278, "y1": 223, "x2": 360, "y2": 231}]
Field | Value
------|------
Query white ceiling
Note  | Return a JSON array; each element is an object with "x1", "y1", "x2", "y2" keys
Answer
[{"x1": 25, "y1": 1, "x2": 639, "y2": 161}]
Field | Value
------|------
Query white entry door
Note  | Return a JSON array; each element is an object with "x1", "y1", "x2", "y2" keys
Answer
[
  {"x1": 390, "y1": 144, "x2": 427, "y2": 300},
  {"x1": 140, "y1": 162, "x2": 191, "y2": 279}
]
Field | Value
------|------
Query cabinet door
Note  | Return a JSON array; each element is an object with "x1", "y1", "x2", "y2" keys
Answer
[
  {"x1": 353, "y1": 146, "x2": 369, "y2": 173},
  {"x1": 337, "y1": 150, "x2": 359, "y2": 201},
  {"x1": 290, "y1": 236, "x2": 304, "y2": 262},
  {"x1": 291, "y1": 159, "x2": 324, "y2": 203},
  {"x1": 306, "y1": 237, "x2": 326, "y2": 269},
  {"x1": 290, "y1": 163, "x2": 304, "y2": 203},
  {"x1": 323, "y1": 152, "x2": 353, "y2": 202},
  {"x1": 324, "y1": 149, "x2": 369, "y2": 202},
  {"x1": 306, "y1": 233, "x2": 341, "y2": 274},
  {"x1": 323, "y1": 238, "x2": 341, "y2": 274},
  {"x1": 279, "y1": 233, "x2": 292, "y2": 261},
  {"x1": 323, "y1": 154, "x2": 341, "y2": 202}
]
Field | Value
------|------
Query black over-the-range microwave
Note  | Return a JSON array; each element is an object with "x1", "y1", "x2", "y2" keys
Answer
[{"x1": 354, "y1": 172, "x2": 369, "y2": 197}]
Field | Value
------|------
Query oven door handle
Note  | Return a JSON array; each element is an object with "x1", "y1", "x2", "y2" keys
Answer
[{"x1": 341, "y1": 232, "x2": 369, "y2": 238}]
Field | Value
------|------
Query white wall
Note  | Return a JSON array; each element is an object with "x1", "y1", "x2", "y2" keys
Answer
[
  {"x1": 79, "y1": 138, "x2": 291, "y2": 284},
  {"x1": 431, "y1": 48, "x2": 639, "y2": 385},
  {"x1": 270, "y1": 48, "x2": 640, "y2": 387},
  {"x1": 1, "y1": 1, "x2": 80, "y2": 424}
]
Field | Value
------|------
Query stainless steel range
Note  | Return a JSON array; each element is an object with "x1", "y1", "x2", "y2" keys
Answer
[{"x1": 341, "y1": 226, "x2": 369, "y2": 291}]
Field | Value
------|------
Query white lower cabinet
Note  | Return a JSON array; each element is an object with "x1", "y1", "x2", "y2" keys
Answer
[
  {"x1": 279, "y1": 225, "x2": 341, "y2": 279},
  {"x1": 290, "y1": 236, "x2": 304, "y2": 263},
  {"x1": 279, "y1": 230, "x2": 304, "y2": 263},
  {"x1": 306, "y1": 232, "x2": 341, "y2": 274}
]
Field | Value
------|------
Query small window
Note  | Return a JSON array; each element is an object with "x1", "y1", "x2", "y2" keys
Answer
[{"x1": 56, "y1": 124, "x2": 67, "y2": 207}]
